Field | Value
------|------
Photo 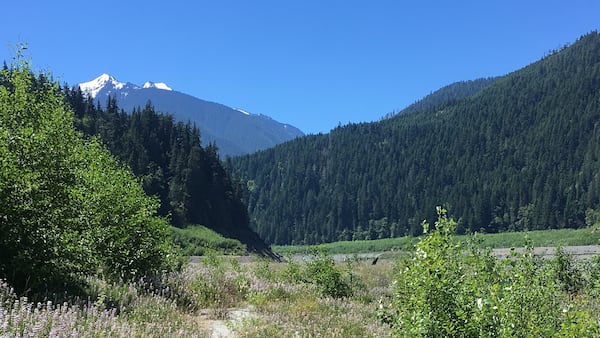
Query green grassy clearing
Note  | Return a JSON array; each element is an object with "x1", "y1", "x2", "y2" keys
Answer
[
  {"x1": 273, "y1": 227, "x2": 600, "y2": 256},
  {"x1": 171, "y1": 225, "x2": 246, "y2": 256}
]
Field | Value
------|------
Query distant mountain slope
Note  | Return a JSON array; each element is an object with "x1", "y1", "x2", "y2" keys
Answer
[
  {"x1": 78, "y1": 74, "x2": 303, "y2": 156},
  {"x1": 233, "y1": 31, "x2": 600, "y2": 245}
]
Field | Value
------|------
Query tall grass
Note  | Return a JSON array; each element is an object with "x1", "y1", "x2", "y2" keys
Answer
[
  {"x1": 0, "y1": 278, "x2": 209, "y2": 337},
  {"x1": 0, "y1": 254, "x2": 393, "y2": 337},
  {"x1": 2, "y1": 226, "x2": 599, "y2": 337}
]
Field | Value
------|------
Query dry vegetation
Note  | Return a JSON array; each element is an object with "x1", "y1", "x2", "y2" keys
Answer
[
  {"x1": 0, "y1": 254, "x2": 394, "y2": 337},
  {"x1": 3, "y1": 213, "x2": 600, "y2": 337}
]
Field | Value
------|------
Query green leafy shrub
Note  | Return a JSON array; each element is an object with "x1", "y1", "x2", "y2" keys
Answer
[
  {"x1": 552, "y1": 246, "x2": 584, "y2": 294},
  {"x1": 379, "y1": 207, "x2": 600, "y2": 337},
  {"x1": 300, "y1": 250, "x2": 353, "y2": 298},
  {"x1": 0, "y1": 56, "x2": 177, "y2": 294}
]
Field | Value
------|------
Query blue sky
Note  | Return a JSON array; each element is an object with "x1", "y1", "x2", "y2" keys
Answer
[{"x1": 1, "y1": 1, "x2": 599, "y2": 134}]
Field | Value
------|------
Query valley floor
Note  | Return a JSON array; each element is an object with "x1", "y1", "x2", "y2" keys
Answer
[{"x1": 3, "y1": 244, "x2": 600, "y2": 337}]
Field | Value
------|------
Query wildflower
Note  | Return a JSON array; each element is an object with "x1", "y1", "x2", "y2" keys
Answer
[
  {"x1": 476, "y1": 298, "x2": 483, "y2": 310},
  {"x1": 416, "y1": 248, "x2": 428, "y2": 259}
]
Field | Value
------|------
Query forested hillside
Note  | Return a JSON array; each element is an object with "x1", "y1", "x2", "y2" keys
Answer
[
  {"x1": 233, "y1": 32, "x2": 600, "y2": 245},
  {"x1": 62, "y1": 89, "x2": 274, "y2": 256},
  {"x1": 385, "y1": 77, "x2": 498, "y2": 118}
]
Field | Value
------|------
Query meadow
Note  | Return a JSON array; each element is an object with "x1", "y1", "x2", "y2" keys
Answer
[
  {"x1": 273, "y1": 226, "x2": 600, "y2": 255},
  {"x1": 0, "y1": 253, "x2": 393, "y2": 337},
  {"x1": 3, "y1": 215, "x2": 600, "y2": 337}
]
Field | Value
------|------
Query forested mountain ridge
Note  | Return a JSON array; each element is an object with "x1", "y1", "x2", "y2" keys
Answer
[
  {"x1": 389, "y1": 77, "x2": 499, "y2": 117},
  {"x1": 233, "y1": 31, "x2": 600, "y2": 245},
  {"x1": 62, "y1": 89, "x2": 277, "y2": 257}
]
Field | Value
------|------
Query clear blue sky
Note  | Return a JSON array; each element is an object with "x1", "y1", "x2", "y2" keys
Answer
[{"x1": 1, "y1": 1, "x2": 598, "y2": 134}]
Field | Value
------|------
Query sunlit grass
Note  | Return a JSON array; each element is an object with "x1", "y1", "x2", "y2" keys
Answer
[
  {"x1": 171, "y1": 225, "x2": 246, "y2": 256},
  {"x1": 2, "y1": 240, "x2": 599, "y2": 337},
  {"x1": 273, "y1": 226, "x2": 600, "y2": 255},
  {"x1": 0, "y1": 255, "x2": 395, "y2": 337},
  {"x1": 236, "y1": 259, "x2": 393, "y2": 337}
]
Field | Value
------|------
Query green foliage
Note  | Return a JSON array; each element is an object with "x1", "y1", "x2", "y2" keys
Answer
[
  {"x1": 70, "y1": 139, "x2": 176, "y2": 280},
  {"x1": 301, "y1": 251, "x2": 353, "y2": 298},
  {"x1": 590, "y1": 255, "x2": 600, "y2": 294},
  {"x1": 233, "y1": 31, "x2": 600, "y2": 245},
  {"x1": 0, "y1": 59, "x2": 81, "y2": 292},
  {"x1": 378, "y1": 208, "x2": 600, "y2": 337},
  {"x1": 552, "y1": 247, "x2": 584, "y2": 294},
  {"x1": 0, "y1": 57, "x2": 176, "y2": 294},
  {"x1": 277, "y1": 249, "x2": 357, "y2": 299},
  {"x1": 170, "y1": 225, "x2": 246, "y2": 256},
  {"x1": 585, "y1": 208, "x2": 600, "y2": 227}
]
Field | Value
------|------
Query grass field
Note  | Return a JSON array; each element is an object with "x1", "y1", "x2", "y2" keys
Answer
[
  {"x1": 3, "y1": 241, "x2": 600, "y2": 337},
  {"x1": 171, "y1": 225, "x2": 246, "y2": 256},
  {"x1": 273, "y1": 226, "x2": 600, "y2": 255}
]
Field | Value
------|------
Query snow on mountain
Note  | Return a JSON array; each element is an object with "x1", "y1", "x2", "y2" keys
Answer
[
  {"x1": 79, "y1": 73, "x2": 128, "y2": 98},
  {"x1": 234, "y1": 108, "x2": 251, "y2": 116},
  {"x1": 79, "y1": 74, "x2": 172, "y2": 98},
  {"x1": 143, "y1": 81, "x2": 172, "y2": 91}
]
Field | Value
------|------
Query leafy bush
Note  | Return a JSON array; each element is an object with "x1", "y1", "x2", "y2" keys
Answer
[
  {"x1": 0, "y1": 56, "x2": 176, "y2": 294},
  {"x1": 292, "y1": 250, "x2": 354, "y2": 298},
  {"x1": 552, "y1": 246, "x2": 584, "y2": 294},
  {"x1": 71, "y1": 139, "x2": 177, "y2": 281},
  {"x1": 378, "y1": 207, "x2": 600, "y2": 337}
]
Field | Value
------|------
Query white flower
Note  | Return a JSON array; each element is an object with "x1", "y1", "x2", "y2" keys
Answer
[
  {"x1": 476, "y1": 298, "x2": 483, "y2": 310},
  {"x1": 416, "y1": 248, "x2": 428, "y2": 259}
]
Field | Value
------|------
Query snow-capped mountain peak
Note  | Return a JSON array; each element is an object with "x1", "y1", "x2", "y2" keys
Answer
[
  {"x1": 79, "y1": 74, "x2": 173, "y2": 99},
  {"x1": 75, "y1": 74, "x2": 304, "y2": 156},
  {"x1": 79, "y1": 73, "x2": 127, "y2": 98},
  {"x1": 143, "y1": 81, "x2": 172, "y2": 91}
]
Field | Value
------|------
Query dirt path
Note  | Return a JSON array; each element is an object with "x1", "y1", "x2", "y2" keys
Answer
[{"x1": 197, "y1": 306, "x2": 255, "y2": 338}]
